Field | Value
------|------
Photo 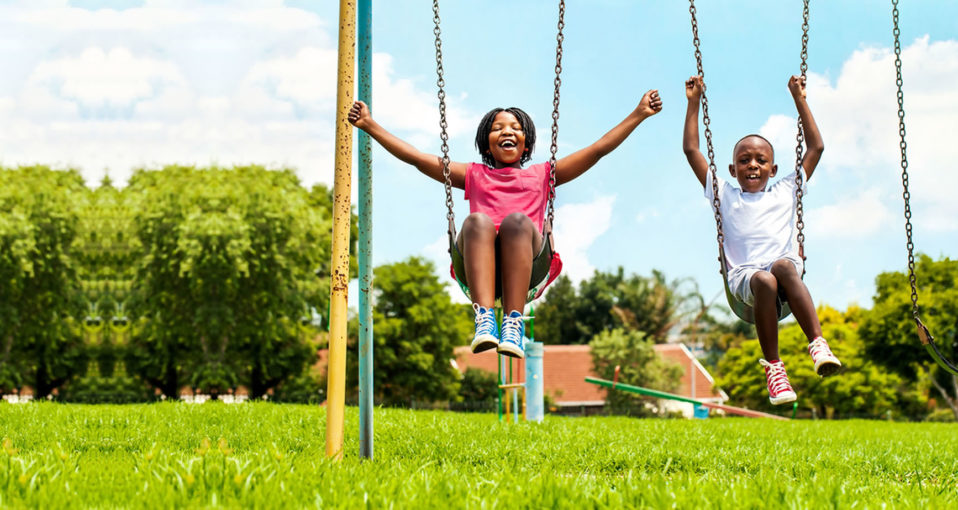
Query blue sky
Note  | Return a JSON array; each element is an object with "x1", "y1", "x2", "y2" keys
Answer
[{"x1": 2, "y1": 0, "x2": 957, "y2": 318}]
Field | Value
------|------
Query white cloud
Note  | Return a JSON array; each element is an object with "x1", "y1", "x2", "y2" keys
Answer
[
  {"x1": 0, "y1": 2, "x2": 480, "y2": 190},
  {"x1": 762, "y1": 36, "x2": 958, "y2": 232},
  {"x1": 30, "y1": 47, "x2": 186, "y2": 111},
  {"x1": 805, "y1": 188, "x2": 895, "y2": 239},
  {"x1": 553, "y1": 195, "x2": 616, "y2": 283},
  {"x1": 371, "y1": 53, "x2": 476, "y2": 145}
]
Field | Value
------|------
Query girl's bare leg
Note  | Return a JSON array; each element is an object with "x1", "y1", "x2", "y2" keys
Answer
[
  {"x1": 497, "y1": 213, "x2": 541, "y2": 314},
  {"x1": 459, "y1": 213, "x2": 497, "y2": 308}
]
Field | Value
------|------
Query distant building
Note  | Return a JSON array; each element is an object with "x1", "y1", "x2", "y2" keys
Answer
[{"x1": 453, "y1": 343, "x2": 728, "y2": 417}]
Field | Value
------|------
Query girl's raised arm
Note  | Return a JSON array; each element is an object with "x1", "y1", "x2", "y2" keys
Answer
[
  {"x1": 348, "y1": 100, "x2": 468, "y2": 189},
  {"x1": 553, "y1": 89, "x2": 662, "y2": 185}
]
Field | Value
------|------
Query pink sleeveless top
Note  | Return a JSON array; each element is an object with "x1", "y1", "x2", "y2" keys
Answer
[{"x1": 463, "y1": 162, "x2": 552, "y2": 230}]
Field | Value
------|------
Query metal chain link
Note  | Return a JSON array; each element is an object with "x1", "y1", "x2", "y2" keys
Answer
[
  {"x1": 546, "y1": 0, "x2": 565, "y2": 227},
  {"x1": 688, "y1": 1, "x2": 723, "y2": 247},
  {"x1": 432, "y1": 0, "x2": 455, "y2": 228},
  {"x1": 793, "y1": 0, "x2": 810, "y2": 275},
  {"x1": 891, "y1": 0, "x2": 920, "y2": 318},
  {"x1": 689, "y1": 0, "x2": 725, "y2": 247}
]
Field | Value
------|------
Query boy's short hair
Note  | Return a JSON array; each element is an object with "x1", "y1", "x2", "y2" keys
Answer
[
  {"x1": 733, "y1": 134, "x2": 775, "y2": 161},
  {"x1": 475, "y1": 107, "x2": 536, "y2": 167}
]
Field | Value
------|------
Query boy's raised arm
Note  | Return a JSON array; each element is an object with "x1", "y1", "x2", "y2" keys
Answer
[
  {"x1": 348, "y1": 100, "x2": 467, "y2": 188},
  {"x1": 552, "y1": 89, "x2": 662, "y2": 185},
  {"x1": 788, "y1": 76, "x2": 824, "y2": 181},
  {"x1": 683, "y1": 76, "x2": 709, "y2": 188}
]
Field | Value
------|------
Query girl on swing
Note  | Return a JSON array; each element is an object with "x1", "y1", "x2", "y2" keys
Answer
[
  {"x1": 683, "y1": 75, "x2": 841, "y2": 405},
  {"x1": 348, "y1": 89, "x2": 662, "y2": 358}
]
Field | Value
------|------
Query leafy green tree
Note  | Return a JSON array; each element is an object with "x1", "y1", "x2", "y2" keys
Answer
[
  {"x1": 125, "y1": 166, "x2": 335, "y2": 398},
  {"x1": 590, "y1": 328, "x2": 683, "y2": 416},
  {"x1": 860, "y1": 255, "x2": 958, "y2": 419},
  {"x1": 348, "y1": 257, "x2": 471, "y2": 406},
  {"x1": 717, "y1": 306, "x2": 926, "y2": 418},
  {"x1": 0, "y1": 167, "x2": 88, "y2": 397},
  {"x1": 457, "y1": 368, "x2": 498, "y2": 410},
  {"x1": 536, "y1": 268, "x2": 698, "y2": 344}
]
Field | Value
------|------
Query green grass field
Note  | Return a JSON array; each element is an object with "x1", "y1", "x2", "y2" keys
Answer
[{"x1": 0, "y1": 403, "x2": 955, "y2": 509}]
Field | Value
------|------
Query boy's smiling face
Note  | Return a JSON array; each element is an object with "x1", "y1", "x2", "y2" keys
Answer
[
  {"x1": 729, "y1": 136, "x2": 777, "y2": 192},
  {"x1": 487, "y1": 111, "x2": 527, "y2": 168}
]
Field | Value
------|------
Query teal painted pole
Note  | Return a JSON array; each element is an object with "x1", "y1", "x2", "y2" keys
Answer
[{"x1": 357, "y1": 0, "x2": 374, "y2": 460}]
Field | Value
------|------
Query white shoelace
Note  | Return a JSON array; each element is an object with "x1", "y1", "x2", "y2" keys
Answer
[
  {"x1": 808, "y1": 337, "x2": 834, "y2": 359},
  {"x1": 501, "y1": 313, "x2": 530, "y2": 341},
  {"x1": 760, "y1": 360, "x2": 793, "y2": 395},
  {"x1": 473, "y1": 304, "x2": 496, "y2": 330}
]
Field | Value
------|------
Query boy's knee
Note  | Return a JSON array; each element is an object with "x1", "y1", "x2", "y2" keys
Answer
[
  {"x1": 770, "y1": 259, "x2": 798, "y2": 279},
  {"x1": 750, "y1": 271, "x2": 777, "y2": 295}
]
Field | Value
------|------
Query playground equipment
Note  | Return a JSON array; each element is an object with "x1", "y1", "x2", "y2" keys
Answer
[
  {"x1": 497, "y1": 310, "x2": 545, "y2": 423},
  {"x1": 356, "y1": 0, "x2": 374, "y2": 459},
  {"x1": 433, "y1": 0, "x2": 565, "y2": 304},
  {"x1": 889, "y1": 0, "x2": 958, "y2": 376},
  {"x1": 327, "y1": 0, "x2": 356, "y2": 460},
  {"x1": 688, "y1": 0, "x2": 812, "y2": 324},
  {"x1": 586, "y1": 371, "x2": 790, "y2": 421}
]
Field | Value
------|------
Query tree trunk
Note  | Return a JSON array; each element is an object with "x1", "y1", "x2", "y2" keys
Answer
[{"x1": 929, "y1": 373, "x2": 958, "y2": 420}]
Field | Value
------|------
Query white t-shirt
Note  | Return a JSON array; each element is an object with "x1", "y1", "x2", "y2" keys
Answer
[{"x1": 704, "y1": 169, "x2": 806, "y2": 271}]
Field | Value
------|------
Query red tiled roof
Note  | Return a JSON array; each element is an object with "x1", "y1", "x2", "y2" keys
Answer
[
  {"x1": 454, "y1": 344, "x2": 605, "y2": 405},
  {"x1": 454, "y1": 343, "x2": 727, "y2": 405}
]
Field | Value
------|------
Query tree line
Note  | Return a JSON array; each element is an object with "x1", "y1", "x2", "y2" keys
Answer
[
  {"x1": 0, "y1": 166, "x2": 348, "y2": 401},
  {"x1": 1, "y1": 166, "x2": 954, "y2": 420}
]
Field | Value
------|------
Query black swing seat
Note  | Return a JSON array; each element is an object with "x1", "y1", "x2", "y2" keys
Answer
[
  {"x1": 448, "y1": 218, "x2": 562, "y2": 305},
  {"x1": 719, "y1": 246, "x2": 792, "y2": 324}
]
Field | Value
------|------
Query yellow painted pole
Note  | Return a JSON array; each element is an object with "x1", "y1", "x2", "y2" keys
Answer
[{"x1": 326, "y1": 0, "x2": 355, "y2": 460}]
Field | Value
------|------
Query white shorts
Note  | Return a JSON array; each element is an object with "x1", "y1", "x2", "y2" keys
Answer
[{"x1": 727, "y1": 255, "x2": 805, "y2": 306}]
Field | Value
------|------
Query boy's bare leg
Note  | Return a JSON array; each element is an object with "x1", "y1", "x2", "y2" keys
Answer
[
  {"x1": 498, "y1": 213, "x2": 541, "y2": 314},
  {"x1": 750, "y1": 271, "x2": 781, "y2": 360},
  {"x1": 771, "y1": 259, "x2": 823, "y2": 341},
  {"x1": 460, "y1": 213, "x2": 497, "y2": 308}
]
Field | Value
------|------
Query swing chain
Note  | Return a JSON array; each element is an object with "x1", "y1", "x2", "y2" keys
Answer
[
  {"x1": 891, "y1": 0, "x2": 920, "y2": 318},
  {"x1": 688, "y1": 0, "x2": 723, "y2": 247},
  {"x1": 432, "y1": 0, "x2": 455, "y2": 228},
  {"x1": 547, "y1": 0, "x2": 566, "y2": 228},
  {"x1": 793, "y1": 0, "x2": 809, "y2": 274}
]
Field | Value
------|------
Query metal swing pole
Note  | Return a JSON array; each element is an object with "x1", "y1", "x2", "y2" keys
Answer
[
  {"x1": 326, "y1": 0, "x2": 356, "y2": 460},
  {"x1": 357, "y1": 0, "x2": 374, "y2": 460}
]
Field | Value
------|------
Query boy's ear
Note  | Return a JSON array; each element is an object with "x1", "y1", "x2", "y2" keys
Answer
[
  {"x1": 728, "y1": 163, "x2": 736, "y2": 177},
  {"x1": 770, "y1": 163, "x2": 778, "y2": 178}
]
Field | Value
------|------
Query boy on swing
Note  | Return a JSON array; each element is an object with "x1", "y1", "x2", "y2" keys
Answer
[{"x1": 683, "y1": 75, "x2": 841, "y2": 405}]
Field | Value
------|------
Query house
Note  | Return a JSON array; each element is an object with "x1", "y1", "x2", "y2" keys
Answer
[{"x1": 453, "y1": 343, "x2": 728, "y2": 417}]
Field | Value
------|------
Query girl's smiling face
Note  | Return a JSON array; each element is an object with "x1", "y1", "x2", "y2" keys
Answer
[{"x1": 486, "y1": 111, "x2": 527, "y2": 168}]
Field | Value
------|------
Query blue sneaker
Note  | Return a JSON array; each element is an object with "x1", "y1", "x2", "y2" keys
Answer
[
  {"x1": 470, "y1": 304, "x2": 499, "y2": 353},
  {"x1": 497, "y1": 310, "x2": 526, "y2": 359}
]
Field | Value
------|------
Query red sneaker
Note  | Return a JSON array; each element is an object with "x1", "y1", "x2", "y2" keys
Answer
[
  {"x1": 760, "y1": 359, "x2": 797, "y2": 405},
  {"x1": 808, "y1": 337, "x2": 842, "y2": 377}
]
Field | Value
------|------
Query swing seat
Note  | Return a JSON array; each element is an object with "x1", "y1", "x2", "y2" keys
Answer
[
  {"x1": 448, "y1": 224, "x2": 562, "y2": 305},
  {"x1": 719, "y1": 247, "x2": 792, "y2": 324}
]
